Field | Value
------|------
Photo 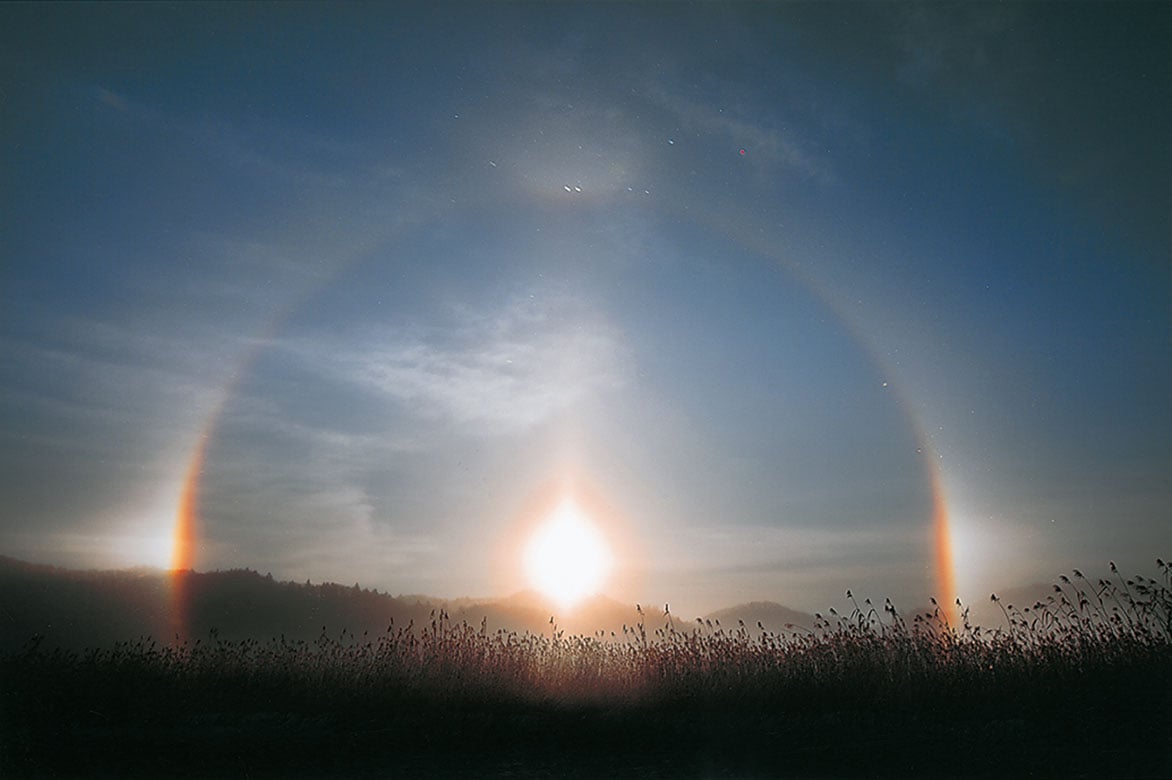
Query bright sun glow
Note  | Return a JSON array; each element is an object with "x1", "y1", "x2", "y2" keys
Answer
[{"x1": 523, "y1": 499, "x2": 613, "y2": 610}]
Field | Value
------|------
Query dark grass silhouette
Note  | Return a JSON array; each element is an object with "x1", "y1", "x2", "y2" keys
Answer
[{"x1": 3, "y1": 562, "x2": 1170, "y2": 778}]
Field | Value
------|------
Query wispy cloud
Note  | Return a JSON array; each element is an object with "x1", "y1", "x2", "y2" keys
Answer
[
  {"x1": 0, "y1": 321, "x2": 232, "y2": 448},
  {"x1": 86, "y1": 82, "x2": 369, "y2": 190},
  {"x1": 645, "y1": 76, "x2": 834, "y2": 186},
  {"x1": 319, "y1": 296, "x2": 630, "y2": 436}
]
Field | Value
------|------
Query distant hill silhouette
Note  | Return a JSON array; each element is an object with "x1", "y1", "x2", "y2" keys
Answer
[
  {"x1": 0, "y1": 556, "x2": 459, "y2": 650},
  {"x1": 0, "y1": 556, "x2": 175, "y2": 651},
  {"x1": 0, "y1": 555, "x2": 814, "y2": 651},
  {"x1": 704, "y1": 601, "x2": 815, "y2": 632}
]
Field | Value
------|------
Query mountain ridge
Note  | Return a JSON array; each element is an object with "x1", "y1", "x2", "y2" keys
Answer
[{"x1": 0, "y1": 555, "x2": 816, "y2": 651}]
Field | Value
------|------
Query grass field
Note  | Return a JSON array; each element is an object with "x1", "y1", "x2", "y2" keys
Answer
[{"x1": 3, "y1": 562, "x2": 1170, "y2": 778}]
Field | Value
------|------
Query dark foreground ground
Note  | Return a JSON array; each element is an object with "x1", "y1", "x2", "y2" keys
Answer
[
  {"x1": 7, "y1": 562, "x2": 1172, "y2": 778},
  {"x1": 6, "y1": 703, "x2": 1169, "y2": 779},
  {"x1": 3, "y1": 639, "x2": 1169, "y2": 779}
]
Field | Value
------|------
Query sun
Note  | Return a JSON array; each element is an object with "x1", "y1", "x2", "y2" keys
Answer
[{"x1": 523, "y1": 498, "x2": 613, "y2": 611}]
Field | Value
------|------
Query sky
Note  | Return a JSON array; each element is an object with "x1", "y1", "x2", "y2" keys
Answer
[{"x1": 1, "y1": 2, "x2": 1168, "y2": 617}]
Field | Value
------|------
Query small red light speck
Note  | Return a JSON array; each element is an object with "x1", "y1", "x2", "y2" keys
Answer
[{"x1": 739, "y1": 148, "x2": 746, "y2": 156}]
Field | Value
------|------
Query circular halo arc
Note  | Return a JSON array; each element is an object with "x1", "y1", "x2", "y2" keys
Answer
[{"x1": 170, "y1": 182, "x2": 960, "y2": 631}]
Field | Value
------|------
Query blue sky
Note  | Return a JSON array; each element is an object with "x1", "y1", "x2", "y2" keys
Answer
[{"x1": 2, "y1": 2, "x2": 1168, "y2": 615}]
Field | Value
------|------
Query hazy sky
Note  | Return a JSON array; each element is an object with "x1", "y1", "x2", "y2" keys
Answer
[{"x1": 2, "y1": 2, "x2": 1168, "y2": 615}]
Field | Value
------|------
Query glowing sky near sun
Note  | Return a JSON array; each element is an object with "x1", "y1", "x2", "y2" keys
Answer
[{"x1": 1, "y1": 2, "x2": 1168, "y2": 617}]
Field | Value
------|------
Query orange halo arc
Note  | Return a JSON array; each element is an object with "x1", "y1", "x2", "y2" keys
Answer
[{"x1": 167, "y1": 429, "x2": 210, "y2": 643}]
